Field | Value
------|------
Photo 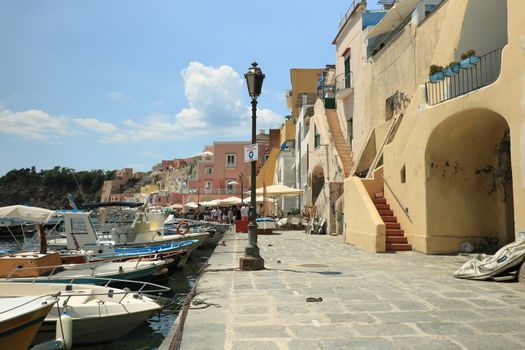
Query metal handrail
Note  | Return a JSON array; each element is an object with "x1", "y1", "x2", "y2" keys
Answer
[
  {"x1": 338, "y1": 1, "x2": 360, "y2": 29},
  {"x1": 335, "y1": 72, "x2": 353, "y2": 92},
  {"x1": 425, "y1": 48, "x2": 502, "y2": 105},
  {"x1": 378, "y1": 173, "x2": 412, "y2": 223}
]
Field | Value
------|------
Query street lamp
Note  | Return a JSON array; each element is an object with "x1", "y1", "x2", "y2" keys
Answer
[
  {"x1": 240, "y1": 62, "x2": 265, "y2": 271},
  {"x1": 239, "y1": 171, "x2": 244, "y2": 204}
]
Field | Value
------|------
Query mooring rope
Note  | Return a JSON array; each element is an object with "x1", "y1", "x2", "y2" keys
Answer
[{"x1": 168, "y1": 261, "x2": 210, "y2": 350}]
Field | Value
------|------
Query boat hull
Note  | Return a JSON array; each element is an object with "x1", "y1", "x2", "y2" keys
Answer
[
  {"x1": 0, "y1": 297, "x2": 55, "y2": 350},
  {"x1": 36, "y1": 309, "x2": 157, "y2": 345}
]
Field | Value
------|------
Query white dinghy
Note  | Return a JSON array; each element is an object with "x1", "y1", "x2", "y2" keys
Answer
[
  {"x1": 453, "y1": 239, "x2": 525, "y2": 280},
  {"x1": 0, "y1": 279, "x2": 167, "y2": 346}
]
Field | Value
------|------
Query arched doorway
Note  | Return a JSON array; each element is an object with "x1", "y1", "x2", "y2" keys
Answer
[
  {"x1": 311, "y1": 165, "x2": 325, "y2": 205},
  {"x1": 425, "y1": 108, "x2": 514, "y2": 253}
]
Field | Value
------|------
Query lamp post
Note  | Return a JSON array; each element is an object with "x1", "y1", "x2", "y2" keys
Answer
[
  {"x1": 240, "y1": 62, "x2": 265, "y2": 271},
  {"x1": 239, "y1": 171, "x2": 244, "y2": 204}
]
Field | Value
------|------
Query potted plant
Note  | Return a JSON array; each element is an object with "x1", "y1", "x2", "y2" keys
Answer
[
  {"x1": 429, "y1": 64, "x2": 444, "y2": 83},
  {"x1": 459, "y1": 49, "x2": 480, "y2": 69},
  {"x1": 443, "y1": 61, "x2": 460, "y2": 77}
]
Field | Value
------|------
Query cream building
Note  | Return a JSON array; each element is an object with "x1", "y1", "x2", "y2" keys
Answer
[{"x1": 344, "y1": 0, "x2": 525, "y2": 254}]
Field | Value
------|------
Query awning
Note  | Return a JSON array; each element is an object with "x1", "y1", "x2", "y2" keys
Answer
[
  {"x1": 0, "y1": 205, "x2": 54, "y2": 224},
  {"x1": 246, "y1": 184, "x2": 304, "y2": 198},
  {"x1": 366, "y1": 0, "x2": 419, "y2": 39}
]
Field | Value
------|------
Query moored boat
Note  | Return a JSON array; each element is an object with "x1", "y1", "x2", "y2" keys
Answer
[
  {"x1": 0, "y1": 280, "x2": 166, "y2": 346},
  {"x1": 0, "y1": 294, "x2": 58, "y2": 349}
]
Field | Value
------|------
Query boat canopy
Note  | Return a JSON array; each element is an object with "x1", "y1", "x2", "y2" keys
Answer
[{"x1": 0, "y1": 205, "x2": 54, "y2": 223}]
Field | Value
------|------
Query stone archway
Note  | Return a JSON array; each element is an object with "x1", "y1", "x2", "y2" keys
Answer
[
  {"x1": 311, "y1": 165, "x2": 325, "y2": 205},
  {"x1": 425, "y1": 108, "x2": 514, "y2": 253}
]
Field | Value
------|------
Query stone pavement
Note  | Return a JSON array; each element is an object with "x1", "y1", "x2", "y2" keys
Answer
[{"x1": 169, "y1": 231, "x2": 525, "y2": 349}]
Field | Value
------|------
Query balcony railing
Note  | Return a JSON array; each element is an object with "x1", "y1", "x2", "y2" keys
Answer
[
  {"x1": 335, "y1": 72, "x2": 353, "y2": 92},
  {"x1": 425, "y1": 48, "x2": 502, "y2": 106},
  {"x1": 338, "y1": 1, "x2": 360, "y2": 29}
]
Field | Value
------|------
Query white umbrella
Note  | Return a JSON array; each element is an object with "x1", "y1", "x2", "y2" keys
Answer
[
  {"x1": 169, "y1": 203, "x2": 183, "y2": 209},
  {"x1": 200, "y1": 199, "x2": 221, "y2": 207},
  {"x1": 0, "y1": 205, "x2": 54, "y2": 223},
  {"x1": 184, "y1": 202, "x2": 199, "y2": 209},
  {"x1": 248, "y1": 184, "x2": 303, "y2": 197},
  {"x1": 244, "y1": 196, "x2": 274, "y2": 204},
  {"x1": 219, "y1": 196, "x2": 242, "y2": 205}
]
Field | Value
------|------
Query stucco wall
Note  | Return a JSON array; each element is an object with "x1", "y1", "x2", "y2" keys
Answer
[
  {"x1": 344, "y1": 176, "x2": 386, "y2": 252},
  {"x1": 346, "y1": 0, "x2": 525, "y2": 254}
]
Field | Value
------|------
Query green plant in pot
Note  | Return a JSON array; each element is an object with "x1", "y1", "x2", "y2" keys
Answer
[
  {"x1": 444, "y1": 61, "x2": 460, "y2": 76},
  {"x1": 429, "y1": 64, "x2": 444, "y2": 83},
  {"x1": 460, "y1": 49, "x2": 480, "y2": 69}
]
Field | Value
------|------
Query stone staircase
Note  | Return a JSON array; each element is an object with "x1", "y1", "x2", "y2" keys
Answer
[
  {"x1": 372, "y1": 192, "x2": 412, "y2": 252},
  {"x1": 325, "y1": 109, "x2": 353, "y2": 177}
]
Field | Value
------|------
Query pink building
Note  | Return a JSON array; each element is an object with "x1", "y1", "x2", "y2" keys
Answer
[{"x1": 183, "y1": 133, "x2": 270, "y2": 204}]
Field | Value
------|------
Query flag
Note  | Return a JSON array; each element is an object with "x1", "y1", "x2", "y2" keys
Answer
[{"x1": 67, "y1": 193, "x2": 78, "y2": 210}]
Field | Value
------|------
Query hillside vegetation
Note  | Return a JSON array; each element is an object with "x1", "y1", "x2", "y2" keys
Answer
[{"x1": 0, "y1": 166, "x2": 116, "y2": 209}]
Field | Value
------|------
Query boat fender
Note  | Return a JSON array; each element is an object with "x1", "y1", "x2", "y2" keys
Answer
[
  {"x1": 176, "y1": 221, "x2": 190, "y2": 235},
  {"x1": 56, "y1": 312, "x2": 73, "y2": 349}
]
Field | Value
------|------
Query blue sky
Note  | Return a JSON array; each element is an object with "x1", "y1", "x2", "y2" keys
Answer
[{"x1": 0, "y1": 1, "x2": 381, "y2": 175}]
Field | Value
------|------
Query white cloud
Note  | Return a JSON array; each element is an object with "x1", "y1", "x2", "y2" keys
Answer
[
  {"x1": 109, "y1": 62, "x2": 282, "y2": 142},
  {"x1": 107, "y1": 91, "x2": 128, "y2": 101},
  {"x1": 73, "y1": 118, "x2": 117, "y2": 134},
  {"x1": 258, "y1": 108, "x2": 283, "y2": 129},
  {"x1": 152, "y1": 100, "x2": 164, "y2": 107},
  {"x1": 0, "y1": 62, "x2": 283, "y2": 145},
  {"x1": 0, "y1": 107, "x2": 72, "y2": 141}
]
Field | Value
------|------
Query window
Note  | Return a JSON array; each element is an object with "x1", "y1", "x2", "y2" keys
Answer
[
  {"x1": 70, "y1": 218, "x2": 88, "y2": 234},
  {"x1": 344, "y1": 55, "x2": 351, "y2": 88},
  {"x1": 205, "y1": 167, "x2": 213, "y2": 174},
  {"x1": 227, "y1": 180, "x2": 235, "y2": 193},
  {"x1": 400, "y1": 165, "x2": 406, "y2": 183},
  {"x1": 205, "y1": 181, "x2": 212, "y2": 190},
  {"x1": 314, "y1": 126, "x2": 321, "y2": 148},
  {"x1": 265, "y1": 155, "x2": 269, "y2": 161},
  {"x1": 226, "y1": 154, "x2": 236, "y2": 168},
  {"x1": 347, "y1": 118, "x2": 353, "y2": 149}
]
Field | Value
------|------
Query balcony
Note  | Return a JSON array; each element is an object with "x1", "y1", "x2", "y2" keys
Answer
[
  {"x1": 425, "y1": 48, "x2": 502, "y2": 106},
  {"x1": 335, "y1": 72, "x2": 353, "y2": 100}
]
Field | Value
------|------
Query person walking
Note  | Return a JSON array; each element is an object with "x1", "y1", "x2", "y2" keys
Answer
[{"x1": 240, "y1": 204, "x2": 249, "y2": 221}]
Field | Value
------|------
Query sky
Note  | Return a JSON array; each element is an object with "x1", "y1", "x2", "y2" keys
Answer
[{"x1": 0, "y1": 1, "x2": 381, "y2": 176}]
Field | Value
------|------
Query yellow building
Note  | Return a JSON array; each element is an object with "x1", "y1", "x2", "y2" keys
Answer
[
  {"x1": 344, "y1": 0, "x2": 525, "y2": 254},
  {"x1": 140, "y1": 183, "x2": 160, "y2": 195}
]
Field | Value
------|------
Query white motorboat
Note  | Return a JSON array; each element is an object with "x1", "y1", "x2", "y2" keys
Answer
[
  {"x1": 47, "y1": 211, "x2": 209, "y2": 253},
  {"x1": 0, "y1": 280, "x2": 165, "y2": 345},
  {"x1": 256, "y1": 217, "x2": 277, "y2": 234}
]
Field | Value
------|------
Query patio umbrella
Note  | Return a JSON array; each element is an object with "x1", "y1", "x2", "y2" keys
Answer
[
  {"x1": 169, "y1": 203, "x2": 183, "y2": 209},
  {"x1": 219, "y1": 196, "x2": 242, "y2": 206},
  {"x1": 184, "y1": 202, "x2": 199, "y2": 209},
  {"x1": 249, "y1": 184, "x2": 303, "y2": 197},
  {"x1": 244, "y1": 196, "x2": 274, "y2": 204},
  {"x1": 200, "y1": 199, "x2": 221, "y2": 207}
]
